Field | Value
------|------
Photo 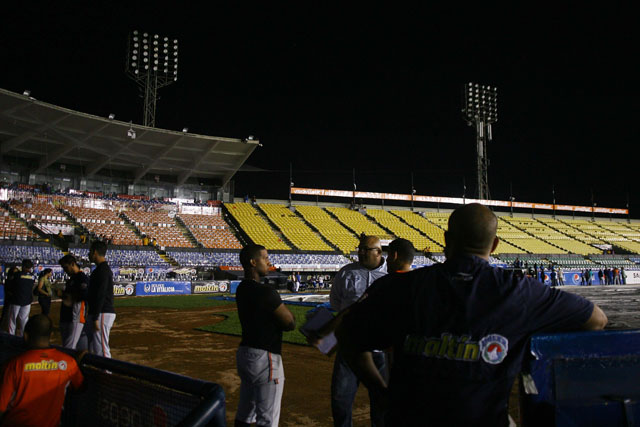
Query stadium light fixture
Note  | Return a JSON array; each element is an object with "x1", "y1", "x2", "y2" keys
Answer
[
  {"x1": 126, "y1": 30, "x2": 179, "y2": 127},
  {"x1": 462, "y1": 82, "x2": 498, "y2": 200},
  {"x1": 182, "y1": 127, "x2": 189, "y2": 133},
  {"x1": 23, "y1": 90, "x2": 31, "y2": 96},
  {"x1": 247, "y1": 135, "x2": 254, "y2": 140},
  {"x1": 108, "y1": 113, "x2": 116, "y2": 120}
]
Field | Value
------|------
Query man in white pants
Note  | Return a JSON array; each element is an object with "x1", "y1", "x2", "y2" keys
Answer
[
  {"x1": 58, "y1": 254, "x2": 89, "y2": 349},
  {"x1": 5, "y1": 259, "x2": 35, "y2": 337},
  {"x1": 235, "y1": 244, "x2": 296, "y2": 427},
  {"x1": 87, "y1": 240, "x2": 116, "y2": 357}
]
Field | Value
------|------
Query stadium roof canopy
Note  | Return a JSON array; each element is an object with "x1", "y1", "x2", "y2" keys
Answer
[{"x1": 0, "y1": 88, "x2": 258, "y2": 186}]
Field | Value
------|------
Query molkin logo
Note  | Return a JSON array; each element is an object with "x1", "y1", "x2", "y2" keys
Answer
[{"x1": 479, "y1": 334, "x2": 509, "y2": 365}]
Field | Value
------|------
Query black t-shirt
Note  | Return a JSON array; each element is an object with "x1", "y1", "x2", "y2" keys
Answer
[
  {"x1": 343, "y1": 255, "x2": 594, "y2": 426},
  {"x1": 88, "y1": 262, "x2": 115, "y2": 316},
  {"x1": 60, "y1": 271, "x2": 89, "y2": 323},
  {"x1": 236, "y1": 279, "x2": 285, "y2": 354}
]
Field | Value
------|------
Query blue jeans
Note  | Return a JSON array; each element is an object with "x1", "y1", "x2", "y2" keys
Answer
[{"x1": 331, "y1": 350, "x2": 386, "y2": 427}]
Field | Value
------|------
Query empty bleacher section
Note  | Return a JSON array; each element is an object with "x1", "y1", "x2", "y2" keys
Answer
[
  {"x1": 8, "y1": 199, "x2": 73, "y2": 235},
  {"x1": 177, "y1": 213, "x2": 242, "y2": 249},
  {"x1": 390, "y1": 210, "x2": 445, "y2": 251},
  {"x1": 64, "y1": 205, "x2": 142, "y2": 246},
  {"x1": 501, "y1": 216, "x2": 593, "y2": 255},
  {"x1": 0, "y1": 243, "x2": 64, "y2": 265},
  {"x1": 497, "y1": 217, "x2": 564, "y2": 254},
  {"x1": 0, "y1": 206, "x2": 37, "y2": 240},
  {"x1": 326, "y1": 207, "x2": 392, "y2": 241},
  {"x1": 70, "y1": 247, "x2": 168, "y2": 266},
  {"x1": 535, "y1": 218, "x2": 599, "y2": 254},
  {"x1": 367, "y1": 209, "x2": 431, "y2": 252},
  {"x1": 258, "y1": 204, "x2": 333, "y2": 251},
  {"x1": 594, "y1": 220, "x2": 640, "y2": 253},
  {"x1": 589, "y1": 254, "x2": 637, "y2": 268},
  {"x1": 124, "y1": 210, "x2": 195, "y2": 249},
  {"x1": 225, "y1": 203, "x2": 290, "y2": 250},
  {"x1": 269, "y1": 253, "x2": 350, "y2": 270},
  {"x1": 295, "y1": 205, "x2": 359, "y2": 253},
  {"x1": 167, "y1": 251, "x2": 241, "y2": 267}
]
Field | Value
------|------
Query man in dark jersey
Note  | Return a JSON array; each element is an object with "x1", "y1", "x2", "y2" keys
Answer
[
  {"x1": 59, "y1": 254, "x2": 89, "y2": 349},
  {"x1": 337, "y1": 203, "x2": 608, "y2": 426},
  {"x1": 88, "y1": 240, "x2": 116, "y2": 358},
  {"x1": 235, "y1": 244, "x2": 296, "y2": 427},
  {"x1": 5, "y1": 259, "x2": 35, "y2": 337}
]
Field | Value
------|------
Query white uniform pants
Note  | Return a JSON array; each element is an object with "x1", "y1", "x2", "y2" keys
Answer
[
  {"x1": 60, "y1": 321, "x2": 86, "y2": 349},
  {"x1": 89, "y1": 313, "x2": 116, "y2": 358},
  {"x1": 236, "y1": 346, "x2": 284, "y2": 427},
  {"x1": 7, "y1": 304, "x2": 31, "y2": 336}
]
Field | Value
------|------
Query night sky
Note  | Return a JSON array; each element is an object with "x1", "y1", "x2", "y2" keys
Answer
[{"x1": 1, "y1": 4, "x2": 637, "y2": 213}]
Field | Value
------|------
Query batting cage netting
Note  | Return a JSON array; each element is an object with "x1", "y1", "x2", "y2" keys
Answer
[{"x1": 0, "y1": 332, "x2": 226, "y2": 426}]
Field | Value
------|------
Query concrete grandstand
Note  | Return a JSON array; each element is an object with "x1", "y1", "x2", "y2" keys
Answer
[{"x1": 1, "y1": 86, "x2": 640, "y2": 287}]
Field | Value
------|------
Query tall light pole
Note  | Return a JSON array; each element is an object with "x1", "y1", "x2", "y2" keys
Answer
[
  {"x1": 463, "y1": 83, "x2": 498, "y2": 200},
  {"x1": 126, "y1": 30, "x2": 179, "y2": 127}
]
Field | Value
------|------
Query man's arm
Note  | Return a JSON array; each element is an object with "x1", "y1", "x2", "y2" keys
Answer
[
  {"x1": 581, "y1": 304, "x2": 608, "y2": 330},
  {"x1": 335, "y1": 323, "x2": 387, "y2": 391},
  {"x1": 273, "y1": 303, "x2": 296, "y2": 331}
]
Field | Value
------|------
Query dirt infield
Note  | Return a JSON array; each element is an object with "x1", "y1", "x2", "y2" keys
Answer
[{"x1": 42, "y1": 301, "x2": 374, "y2": 426}]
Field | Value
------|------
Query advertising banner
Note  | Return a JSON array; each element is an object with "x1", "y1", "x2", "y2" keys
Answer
[
  {"x1": 113, "y1": 283, "x2": 136, "y2": 297},
  {"x1": 135, "y1": 281, "x2": 191, "y2": 296},
  {"x1": 290, "y1": 187, "x2": 628, "y2": 214},
  {"x1": 34, "y1": 264, "x2": 65, "y2": 275},
  {"x1": 0, "y1": 286, "x2": 4, "y2": 306},
  {"x1": 624, "y1": 270, "x2": 640, "y2": 285},
  {"x1": 191, "y1": 281, "x2": 230, "y2": 294},
  {"x1": 145, "y1": 266, "x2": 173, "y2": 275}
]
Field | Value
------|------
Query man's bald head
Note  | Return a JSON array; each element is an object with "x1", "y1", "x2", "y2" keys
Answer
[{"x1": 445, "y1": 203, "x2": 499, "y2": 259}]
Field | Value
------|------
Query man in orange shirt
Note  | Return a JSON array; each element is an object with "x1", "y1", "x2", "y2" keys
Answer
[{"x1": 0, "y1": 314, "x2": 84, "y2": 427}]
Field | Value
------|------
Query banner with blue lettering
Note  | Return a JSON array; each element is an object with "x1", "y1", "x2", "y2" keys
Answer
[
  {"x1": 136, "y1": 281, "x2": 191, "y2": 296},
  {"x1": 145, "y1": 266, "x2": 173, "y2": 275}
]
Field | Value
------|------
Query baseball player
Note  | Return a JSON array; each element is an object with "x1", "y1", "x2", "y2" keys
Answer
[
  {"x1": 4, "y1": 259, "x2": 35, "y2": 337},
  {"x1": 235, "y1": 244, "x2": 296, "y2": 427},
  {"x1": 87, "y1": 240, "x2": 116, "y2": 358},
  {"x1": 58, "y1": 254, "x2": 89, "y2": 349}
]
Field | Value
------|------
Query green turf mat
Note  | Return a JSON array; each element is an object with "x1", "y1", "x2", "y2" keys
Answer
[
  {"x1": 114, "y1": 294, "x2": 235, "y2": 309},
  {"x1": 198, "y1": 305, "x2": 313, "y2": 346}
]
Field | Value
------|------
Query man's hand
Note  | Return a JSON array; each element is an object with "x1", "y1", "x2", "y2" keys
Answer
[{"x1": 93, "y1": 319, "x2": 100, "y2": 332}]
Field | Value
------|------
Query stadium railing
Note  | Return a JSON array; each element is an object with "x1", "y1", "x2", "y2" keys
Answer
[{"x1": 0, "y1": 332, "x2": 226, "y2": 426}]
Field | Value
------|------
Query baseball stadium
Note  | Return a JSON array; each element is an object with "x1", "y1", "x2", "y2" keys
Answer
[{"x1": 0, "y1": 85, "x2": 639, "y2": 426}]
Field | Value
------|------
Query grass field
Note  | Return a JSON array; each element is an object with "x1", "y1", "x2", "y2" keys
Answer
[{"x1": 114, "y1": 295, "x2": 316, "y2": 346}]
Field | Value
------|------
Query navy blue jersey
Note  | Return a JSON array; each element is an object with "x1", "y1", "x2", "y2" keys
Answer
[
  {"x1": 343, "y1": 255, "x2": 594, "y2": 426},
  {"x1": 9, "y1": 273, "x2": 35, "y2": 306}
]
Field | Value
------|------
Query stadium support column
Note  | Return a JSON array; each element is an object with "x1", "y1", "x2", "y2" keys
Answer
[
  {"x1": 475, "y1": 120, "x2": 490, "y2": 200},
  {"x1": 143, "y1": 72, "x2": 159, "y2": 127},
  {"x1": 462, "y1": 83, "x2": 498, "y2": 201}
]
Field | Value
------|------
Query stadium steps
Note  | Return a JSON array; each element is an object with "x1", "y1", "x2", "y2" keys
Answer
[
  {"x1": 220, "y1": 204, "x2": 252, "y2": 246},
  {"x1": 292, "y1": 209, "x2": 342, "y2": 252},
  {"x1": 174, "y1": 216, "x2": 202, "y2": 248},
  {"x1": 254, "y1": 204, "x2": 297, "y2": 250},
  {"x1": 2, "y1": 204, "x2": 52, "y2": 245},
  {"x1": 387, "y1": 211, "x2": 440, "y2": 250}
]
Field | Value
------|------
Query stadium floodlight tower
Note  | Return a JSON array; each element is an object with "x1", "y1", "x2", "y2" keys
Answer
[
  {"x1": 126, "y1": 30, "x2": 179, "y2": 127},
  {"x1": 462, "y1": 83, "x2": 498, "y2": 200}
]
